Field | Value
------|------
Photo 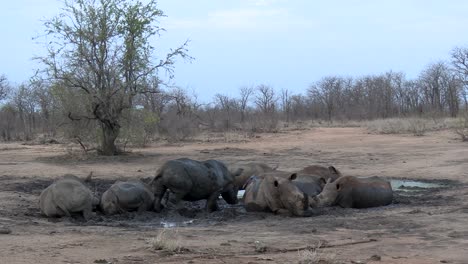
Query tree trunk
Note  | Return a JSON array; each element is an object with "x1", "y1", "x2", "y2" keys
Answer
[{"x1": 100, "y1": 123, "x2": 120, "y2": 155}]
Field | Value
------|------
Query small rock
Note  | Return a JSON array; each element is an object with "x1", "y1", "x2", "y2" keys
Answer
[
  {"x1": 351, "y1": 261, "x2": 366, "y2": 264},
  {"x1": 440, "y1": 260, "x2": 452, "y2": 263},
  {"x1": 369, "y1": 255, "x2": 381, "y2": 261},
  {"x1": 137, "y1": 169, "x2": 142, "y2": 172},
  {"x1": 220, "y1": 242, "x2": 231, "y2": 246},
  {"x1": 0, "y1": 227, "x2": 12, "y2": 234}
]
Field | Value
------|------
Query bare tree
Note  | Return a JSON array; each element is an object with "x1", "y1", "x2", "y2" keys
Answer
[
  {"x1": 255, "y1": 84, "x2": 277, "y2": 114},
  {"x1": 214, "y1": 93, "x2": 237, "y2": 130},
  {"x1": 239, "y1": 86, "x2": 254, "y2": 123},
  {"x1": 280, "y1": 88, "x2": 292, "y2": 122},
  {"x1": 308, "y1": 76, "x2": 344, "y2": 121},
  {"x1": 37, "y1": 0, "x2": 191, "y2": 155},
  {"x1": 451, "y1": 46, "x2": 468, "y2": 110},
  {"x1": 0, "y1": 75, "x2": 10, "y2": 101},
  {"x1": 12, "y1": 84, "x2": 37, "y2": 140}
]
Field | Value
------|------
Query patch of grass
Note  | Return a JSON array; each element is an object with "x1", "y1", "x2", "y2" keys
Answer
[
  {"x1": 365, "y1": 117, "x2": 462, "y2": 136},
  {"x1": 454, "y1": 113, "x2": 468, "y2": 141},
  {"x1": 148, "y1": 229, "x2": 182, "y2": 253},
  {"x1": 297, "y1": 242, "x2": 337, "y2": 264}
]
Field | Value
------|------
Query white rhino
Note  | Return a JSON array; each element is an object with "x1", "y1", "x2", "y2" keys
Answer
[
  {"x1": 100, "y1": 180, "x2": 154, "y2": 215},
  {"x1": 39, "y1": 175, "x2": 98, "y2": 220}
]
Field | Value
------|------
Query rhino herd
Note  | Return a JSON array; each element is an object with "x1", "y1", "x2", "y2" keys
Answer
[{"x1": 39, "y1": 158, "x2": 393, "y2": 220}]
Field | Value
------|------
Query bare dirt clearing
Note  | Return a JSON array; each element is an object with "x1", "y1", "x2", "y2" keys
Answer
[{"x1": 0, "y1": 127, "x2": 467, "y2": 264}]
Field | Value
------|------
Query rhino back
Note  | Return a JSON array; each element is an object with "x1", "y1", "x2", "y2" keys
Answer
[
  {"x1": 203, "y1": 160, "x2": 232, "y2": 185},
  {"x1": 52, "y1": 180, "x2": 93, "y2": 212},
  {"x1": 243, "y1": 176, "x2": 270, "y2": 212},
  {"x1": 39, "y1": 185, "x2": 58, "y2": 216},
  {"x1": 233, "y1": 163, "x2": 274, "y2": 189},
  {"x1": 159, "y1": 159, "x2": 223, "y2": 200},
  {"x1": 337, "y1": 177, "x2": 393, "y2": 208},
  {"x1": 112, "y1": 182, "x2": 147, "y2": 208}
]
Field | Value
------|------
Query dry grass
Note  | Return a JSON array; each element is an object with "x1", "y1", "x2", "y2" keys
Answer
[
  {"x1": 148, "y1": 228, "x2": 182, "y2": 253},
  {"x1": 365, "y1": 117, "x2": 461, "y2": 136},
  {"x1": 297, "y1": 242, "x2": 337, "y2": 264},
  {"x1": 454, "y1": 113, "x2": 468, "y2": 141}
]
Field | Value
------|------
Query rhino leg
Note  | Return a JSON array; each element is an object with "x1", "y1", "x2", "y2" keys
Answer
[
  {"x1": 55, "y1": 201, "x2": 71, "y2": 218},
  {"x1": 274, "y1": 208, "x2": 290, "y2": 215},
  {"x1": 169, "y1": 191, "x2": 187, "y2": 211},
  {"x1": 82, "y1": 207, "x2": 93, "y2": 221},
  {"x1": 206, "y1": 192, "x2": 220, "y2": 212},
  {"x1": 153, "y1": 184, "x2": 167, "y2": 213}
]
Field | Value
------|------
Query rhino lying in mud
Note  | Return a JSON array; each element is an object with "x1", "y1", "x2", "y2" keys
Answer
[
  {"x1": 150, "y1": 158, "x2": 243, "y2": 212},
  {"x1": 298, "y1": 165, "x2": 342, "y2": 183},
  {"x1": 292, "y1": 165, "x2": 344, "y2": 198},
  {"x1": 310, "y1": 176, "x2": 393, "y2": 208},
  {"x1": 243, "y1": 171, "x2": 313, "y2": 217},
  {"x1": 39, "y1": 175, "x2": 99, "y2": 220},
  {"x1": 229, "y1": 162, "x2": 277, "y2": 190},
  {"x1": 100, "y1": 180, "x2": 154, "y2": 215}
]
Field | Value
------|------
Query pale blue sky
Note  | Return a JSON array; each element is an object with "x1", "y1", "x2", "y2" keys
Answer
[{"x1": 1, "y1": 0, "x2": 468, "y2": 101}]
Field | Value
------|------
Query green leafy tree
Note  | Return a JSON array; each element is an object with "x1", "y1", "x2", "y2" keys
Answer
[{"x1": 37, "y1": 0, "x2": 191, "y2": 155}]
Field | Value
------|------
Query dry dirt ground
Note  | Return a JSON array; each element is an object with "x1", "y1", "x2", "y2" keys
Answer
[{"x1": 0, "y1": 127, "x2": 467, "y2": 264}]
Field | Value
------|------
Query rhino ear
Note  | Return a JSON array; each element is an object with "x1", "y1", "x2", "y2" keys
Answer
[
  {"x1": 328, "y1": 166, "x2": 339, "y2": 175},
  {"x1": 233, "y1": 168, "x2": 244, "y2": 177},
  {"x1": 274, "y1": 180, "x2": 279, "y2": 187},
  {"x1": 320, "y1": 177, "x2": 327, "y2": 185},
  {"x1": 289, "y1": 173, "x2": 297, "y2": 181}
]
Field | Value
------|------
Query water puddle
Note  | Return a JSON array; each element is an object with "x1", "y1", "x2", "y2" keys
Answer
[
  {"x1": 390, "y1": 179, "x2": 443, "y2": 192},
  {"x1": 160, "y1": 219, "x2": 194, "y2": 228}
]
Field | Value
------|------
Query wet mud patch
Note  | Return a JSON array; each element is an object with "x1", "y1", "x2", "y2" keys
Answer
[
  {"x1": 0, "y1": 175, "x2": 462, "y2": 234},
  {"x1": 389, "y1": 177, "x2": 460, "y2": 207}
]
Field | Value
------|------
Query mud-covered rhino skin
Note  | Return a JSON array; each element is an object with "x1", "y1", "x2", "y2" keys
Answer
[
  {"x1": 292, "y1": 165, "x2": 343, "y2": 198},
  {"x1": 228, "y1": 162, "x2": 277, "y2": 190},
  {"x1": 100, "y1": 180, "x2": 154, "y2": 215},
  {"x1": 298, "y1": 165, "x2": 342, "y2": 183},
  {"x1": 243, "y1": 171, "x2": 312, "y2": 217},
  {"x1": 150, "y1": 158, "x2": 243, "y2": 212},
  {"x1": 311, "y1": 175, "x2": 393, "y2": 208},
  {"x1": 39, "y1": 174, "x2": 98, "y2": 220}
]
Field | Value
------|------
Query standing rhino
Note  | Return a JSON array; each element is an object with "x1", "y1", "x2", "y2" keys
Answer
[
  {"x1": 228, "y1": 162, "x2": 277, "y2": 190},
  {"x1": 310, "y1": 176, "x2": 393, "y2": 208},
  {"x1": 100, "y1": 180, "x2": 154, "y2": 215},
  {"x1": 150, "y1": 158, "x2": 243, "y2": 212},
  {"x1": 39, "y1": 175, "x2": 98, "y2": 220},
  {"x1": 243, "y1": 171, "x2": 312, "y2": 217}
]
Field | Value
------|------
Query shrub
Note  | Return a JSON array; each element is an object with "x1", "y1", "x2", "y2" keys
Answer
[{"x1": 149, "y1": 229, "x2": 181, "y2": 253}]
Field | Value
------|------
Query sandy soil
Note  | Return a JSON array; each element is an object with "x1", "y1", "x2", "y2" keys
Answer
[{"x1": 0, "y1": 127, "x2": 467, "y2": 264}]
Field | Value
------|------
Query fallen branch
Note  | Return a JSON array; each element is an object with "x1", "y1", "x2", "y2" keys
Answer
[{"x1": 276, "y1": 238, "x2": 378, "y2": 253}]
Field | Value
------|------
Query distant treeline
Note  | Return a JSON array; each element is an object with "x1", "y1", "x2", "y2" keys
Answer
[{"x1": 0, "y1": 47, "x2": 467, "y2": 144}]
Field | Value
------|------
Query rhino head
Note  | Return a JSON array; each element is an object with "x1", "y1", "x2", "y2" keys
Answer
[
  {"x1": 276, "y1": 173, "x2": 312, "y2": 217},
  {"x1": 310, "y1": 178, "x2": 339, "y2": 207}
]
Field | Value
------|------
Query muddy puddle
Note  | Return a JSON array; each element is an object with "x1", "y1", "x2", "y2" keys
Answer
[
  {"x1": 390, "y1": 179, "x2": 443, "y2": 191},
  {"x1": 0, "y1": 176, "x2": 457, "y2": 229}
]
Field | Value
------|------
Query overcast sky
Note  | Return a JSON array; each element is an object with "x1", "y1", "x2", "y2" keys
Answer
[{"x1": 1, "y1": 0, "x2": 468, "y2": 101}]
